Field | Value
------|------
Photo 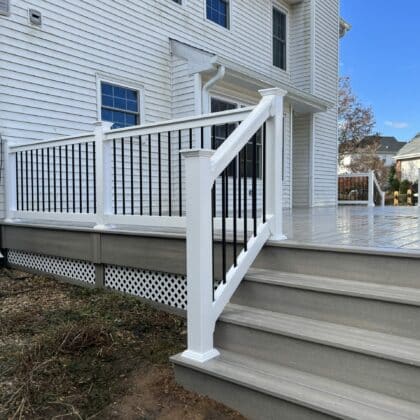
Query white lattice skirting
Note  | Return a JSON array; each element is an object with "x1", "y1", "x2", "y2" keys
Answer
[
  {"x1": 105, "y1": 265, "x2": 187, "y2": 310},
  {"x1": 7, "y1": 249, "x2": 187, "y2": 310},
  {"x1": 8, "y1": 249, "x2": 96, "y2": 285}
]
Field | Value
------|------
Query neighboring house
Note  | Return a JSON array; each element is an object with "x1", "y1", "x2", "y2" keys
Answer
[
  {"x1": 395, "y1": 133, "x2": 420, "y2": 182},
  {"x1": 339, "y1": 135, "x2": 405, "y2": 174},
  {"x1": 0, "y1": 0, "x2": 340, "y2": 211}
]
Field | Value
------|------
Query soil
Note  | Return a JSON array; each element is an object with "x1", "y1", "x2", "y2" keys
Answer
[{"x1": 0, "y1": 268, "x2": 244, "y2": 420}]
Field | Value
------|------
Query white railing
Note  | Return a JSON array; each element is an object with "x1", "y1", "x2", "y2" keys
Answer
[
  {"x1": 4, "y1": 107, "x2": 254, "y2": 228},
  {"x1": 181, "y1": 88, "x2": 286, "y2": 363},
  {"x1": 338, "y1": 171, "x2": 384, "y2": 207}
]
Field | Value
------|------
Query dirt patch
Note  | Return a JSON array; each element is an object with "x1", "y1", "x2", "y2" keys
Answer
[{"x1": 0, "y1": 269, "x2": 244, "y2": 420}]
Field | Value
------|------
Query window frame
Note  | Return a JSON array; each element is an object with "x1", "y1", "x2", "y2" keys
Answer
[
  {"x1": 272, "y1": 5, "x2": 288, "y2": 71},
  {"x1": 96, "y1": 74, "x2": 145, "y2": 129},
  {"x1": 205, "y1": 0, "x2": 231, "y2": 30}
]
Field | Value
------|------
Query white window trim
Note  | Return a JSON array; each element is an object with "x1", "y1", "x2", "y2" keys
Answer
[
  {"x1": 204, "y1": 0, "x2": 232, "y2": 32},
  {"x1": 96, "y1": 73, "x2": 146, "y2": 126},
  {"x1": 272, "y1": 2, "x2": 289, "y2": 73}
]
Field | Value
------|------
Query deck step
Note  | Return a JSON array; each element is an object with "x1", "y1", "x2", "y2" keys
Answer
[
  {"x1": 232, "y1": 268, "x2": 420, "y2": 339},
  {"x1": 245, "y1": 268, "x2": 420, "y2": 306},
  {"x1": 216, "y1": 304, "x2": 420, "y2": 402},
  {"x1": 172, "y1": 350, "x2": 420, "y2": 420}
]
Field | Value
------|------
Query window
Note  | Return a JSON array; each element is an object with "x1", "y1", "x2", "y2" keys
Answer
[
  {"x1": 101, "y1": 82, "x2": 140, "y2": 129},
  {"x1": 206, "y1": 0, "x2": 229, "y2": 28},
  {"x1": 273, "y1": 7, "x2": 286, "y2": 70},
  {"x1": 211, "y1": 98, "x2": 262, "y2": 177}
]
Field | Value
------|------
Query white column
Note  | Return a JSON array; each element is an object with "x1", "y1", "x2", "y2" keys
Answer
[
  {"x1": 260, "y1": 88, "x2": 287, "y2": 240},
  {"x1": 93, "y1": 121, "x2": 113, "y2": 230},
  {"x1": 368, "y1": 170, "x2": 375, "y2": 207},
  {"x1": 181, "y1": 149, "x2": 219, "y2": 363},
  {"x1": 3, "y1": 139, "x2": 17, "y2": 223}
]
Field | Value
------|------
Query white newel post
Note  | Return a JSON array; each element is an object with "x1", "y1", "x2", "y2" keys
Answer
[
  {"x1": 181, "y1": 149, "x2": 220, "y2": 363},
  {"x1": 94, "y1": 121, "x2": 113, "y2": 230},
  {"x1": 260, "y1": 88, "x2": 287, "y2": 240},
  {"x1": 4, "y1": 140, "x2": 17, "y2": 223},
  {"x1": 368, "y1": 170, "x2": 375, "y2": 207}
]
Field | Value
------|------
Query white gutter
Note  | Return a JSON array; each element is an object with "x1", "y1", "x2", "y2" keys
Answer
[{"x1": 202, "y1": 64, "x2": 226, "y2": 115}]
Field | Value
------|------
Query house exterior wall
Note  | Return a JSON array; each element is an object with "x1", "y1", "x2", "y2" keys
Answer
[
  {"x1": 0, "y1": 0, "x2": 339, "y2": 214},
  {"x1": 399, "y1": 158, "x2": 420, "y2": 183}
]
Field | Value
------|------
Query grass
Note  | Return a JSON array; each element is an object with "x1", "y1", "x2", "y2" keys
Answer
[{"x1": 0, "y1": 269, "x2": 242, "y2": 420}]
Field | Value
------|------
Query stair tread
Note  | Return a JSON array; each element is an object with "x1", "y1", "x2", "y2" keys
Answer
[
  {"x1": 172, "y1": 350, "x2": 420, "y2": 420},
  {"x1": 246, "y1": 268, "x2": 420, "y2": 306},
  {"x1": 221, "y1": 304, "x2": 420, "y2": 366}
]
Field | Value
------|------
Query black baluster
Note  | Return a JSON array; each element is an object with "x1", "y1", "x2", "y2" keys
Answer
[
  {"x1": 233, "y1": 156, "x2": 237, "y2": 267},
  {"x1": 139, "y1": 136, "x2": 143, "y2": 215},
  {"x1": 130, "y1": 137, "x2": 134, "y2": 215},
  {"x1": 225, "y1": 124, "x2": 229, "y2": 218},
  {"x1": 189, "y1": 128, "x2": 193, "y2": 149},
  {"x1": 65, "y1": 146, "x2": 69, "y2": 212},
  {"x1": 47, "y1": 148, "x2": 51, "y2": 212},
  {"x1": 222, "y1": 169, "x2": 227, "y2": 284},
  {"x1": 252, "y1": 135, "x2": 257, "y2": 237},
  {"x1": 16, "y1": 152, "x2": 19, "y2": 211},
  {"x1": 113, "y1": 139, "x2": 117, "y2": 214},
  {"x1": 263, "y1": 123, "x2": 267, "y2": 223},
  {"x1": 59, "y1": 146, "x2": 62, "y2": 212},
  {"x1": 71, "y1": 145, "x2": 75, "y2": 212},
  {"x1": 30, "y1": 150, "x2": 34, "y2": 211},
  {"x1": 158, "y1": 133, "x2": 162, "y2": 216},
  {"x1": 178, "y1": 130, "x2": 182, "y2": 216},
  {"x1": 168, "y1": 131, "x2": 172, "y2": 216},
  {"x1": 148, "y1": 134, "x2": 152, "y2": 215},
  {"x1": 212, "y1": 125, "x2": 216, "y2": 217},
  {"x1": 85, "y1": 143, "x2": 89, "y2": 213},
  {"x1": 53, "y1": 147, "x2": 57, "y2": 212},
  {"x1": 121, "y1": 138, "x2": 126, "y2": 215},
  {"x1": 243, "y1": 147, "x2": 248, "y2": 251},
  {"x1": 41, "y1": 149, "x2": 45, "y2": 212},
  {"x1": 25, "y1": 151, "x2": 28, "y2": 211},
  {"x1": 200, "y1": 126, "x2": 204, "y2": 148},
  {"x1": 93, "y1": 142, "x2": 96, "y2": 214},
  {"x1": 78, "y1": 144, "x2": 82, "y2": 213},
  {"x1": 36, "y1": 150, "x2": 39, "y2": 211}
]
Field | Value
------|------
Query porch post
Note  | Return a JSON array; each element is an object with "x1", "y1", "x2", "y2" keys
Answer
[
  {"x1": 368, "y1": 170, "x2": 375, "y2": 207},
  {"x1": 181, "y1": 149, "x2": 219, "y2": 363},
  {"x1": 260, "y1": 88, "x2": 287, "y2": 240},
  {"x1": 93, "y1": 121, "x2": 113, "y2": 230},
  {"x1": 4, "y1": 139, "x2": 17, "y2": 223}
]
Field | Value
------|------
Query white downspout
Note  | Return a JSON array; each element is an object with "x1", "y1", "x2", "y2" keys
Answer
[{"x1": 201, "y1": 65, "x2": 226, "y2": 148}]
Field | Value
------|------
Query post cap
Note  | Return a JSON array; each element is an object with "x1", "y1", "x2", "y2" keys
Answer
[
  {"x1": 259, "y1": 87, "x2": 288, "y2": 98},
  {"x1": 180, "y1": 149, "x2": 215, "y2": 159}
]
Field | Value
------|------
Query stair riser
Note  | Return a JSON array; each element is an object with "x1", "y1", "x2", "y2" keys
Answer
[
  {"x1": 255, "y1": 246, "x2": 420, "y2": 288},
  {"x1": 215, "y1": 322, "x2": 420, "y2": 404},
  {"x1": 233, "y1": 281, "x2": 420, "y2": 339},
  {"x1": 174, "y1": 364, "x2": 335, "y2": 420}
]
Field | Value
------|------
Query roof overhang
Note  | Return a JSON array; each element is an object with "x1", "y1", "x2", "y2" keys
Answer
[
  {"x1": 170, "y1": 39, "x2": 332, "y2": 114},
  {"x1": 394, "y1": 153, "x2": 420, "y2": 161}
]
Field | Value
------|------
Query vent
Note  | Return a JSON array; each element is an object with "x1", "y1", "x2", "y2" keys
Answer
[
  {"x1": 0, "y1": 0, "x2": 10, "y2": 16},
  {"x1": 29, "y1": 9, "x2": 42, "y2": 26}
]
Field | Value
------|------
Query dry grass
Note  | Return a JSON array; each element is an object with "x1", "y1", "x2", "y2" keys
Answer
[{"x1": 0, "y1": 269, "x2": 243, "y2": 420}]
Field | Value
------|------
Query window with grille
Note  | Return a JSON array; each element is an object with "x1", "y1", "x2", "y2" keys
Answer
[
  {"x1": 273, "y1": 8, "x2": 287, "y2": 70},
  {"x1": 0, "y1": 0, "x2": 10, "y2": 15},
  {"x1": 206, "y1": 0, "x2": 229, "y2": 28},
  {"x1": 101, "y1": 82, "x2": 140, "y2": 129}
]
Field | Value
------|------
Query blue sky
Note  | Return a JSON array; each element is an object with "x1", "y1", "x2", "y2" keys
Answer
[{"x1": 340, "y1": 0, "x2": 420, "y2": 142}]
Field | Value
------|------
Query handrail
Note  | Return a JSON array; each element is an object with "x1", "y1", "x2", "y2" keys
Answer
[
  {"x1": 180, "y1": 88, "x2": 287, "y2": 363},
  {"x1": 372, "y1": 171, "x2": 385, "y2": 207}
]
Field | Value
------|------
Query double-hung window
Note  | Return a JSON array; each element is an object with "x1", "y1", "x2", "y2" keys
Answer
[
  {"x1": 206, "y1": 0, "x2": 229, "y2": 28},
  {"x1": 273, "y1": 8, "x2": 287, "y2": 70},
  {"x1": 101, "y1": 82, "x2": 140, "y2": 129}
]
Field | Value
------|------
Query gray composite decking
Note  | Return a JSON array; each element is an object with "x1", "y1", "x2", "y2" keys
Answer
[{"x1": 282, "y1": 206, "x2": 420, "y2": 251}]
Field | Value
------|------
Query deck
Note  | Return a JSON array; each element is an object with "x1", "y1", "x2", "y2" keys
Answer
[{"x1": 282, "y1": 206, "x2": 420, "y2": 253}]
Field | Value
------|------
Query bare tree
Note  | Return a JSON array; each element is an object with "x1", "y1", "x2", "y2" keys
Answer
[{"x1": 338, "y1": 76, "x2": 375, "y2": 154}]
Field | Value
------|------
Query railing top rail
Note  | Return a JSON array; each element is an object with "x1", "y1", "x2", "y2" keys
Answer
[
  {"x1": 9, "y1": 106, "x2": 255, "y2": 154},
  {"x1": 104, "y1": 107, "x2": 255, "y2": 141},
  {"x1": 9, "y1": 133, "x2": 96, "y2": 153}
]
